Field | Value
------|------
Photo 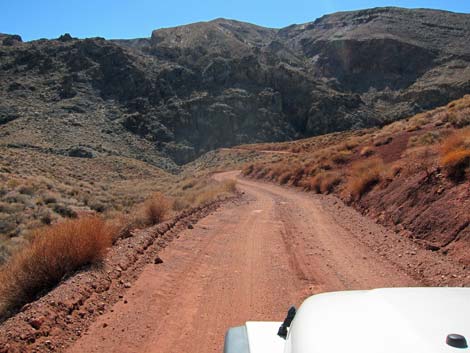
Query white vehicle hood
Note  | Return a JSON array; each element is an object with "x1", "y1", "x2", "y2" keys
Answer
[
  {"x1": 285, "y1": 287, "x2": 470, "y2": 353},
  {"x1": 245, "y1": 321, "x2": 285, "y2": 353}
]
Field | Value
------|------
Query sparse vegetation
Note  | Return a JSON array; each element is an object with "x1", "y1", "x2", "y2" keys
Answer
[
  {"x1": 440, "y1": 128, "x2": 470, "y2": 181},
  {"x1": 360, "y1": 146, "x2": 375, "y2": 157},
  {"x1": 141, "y1": 192, "x2": 170, "y2": 225},
  {"x1": 347, "y1": 158, "x2": 385, "y2": 200},
  {"x1": 441, "y1": 150, "x2": 470, "y2": 180},
  {"x1": 303, "y1": 172, "x2": 342, "y2": 194},
  {"x1": 0, "y1": 217, "x2": 113, "y2": 318}
]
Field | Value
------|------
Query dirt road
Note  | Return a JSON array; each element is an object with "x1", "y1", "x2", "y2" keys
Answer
[{"x1": 67, "y1": 171, "x2": 462, "y2": 353}]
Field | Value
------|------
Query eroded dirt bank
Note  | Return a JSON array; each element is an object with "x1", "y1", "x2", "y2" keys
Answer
[
  {"x1": 0, "y1": 199, "x2": 232, "y2": 353},
  {"x1": 62, "y1": 171, "x2": 469, "y2": 353}
]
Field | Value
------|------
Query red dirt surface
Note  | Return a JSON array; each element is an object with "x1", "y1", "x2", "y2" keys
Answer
[
  {"x1": 54, "y1": 171, "x2": 468, "y2": 353},
  {"x1": 0, "y1": 200, "x2": 229, "y2": 353}
]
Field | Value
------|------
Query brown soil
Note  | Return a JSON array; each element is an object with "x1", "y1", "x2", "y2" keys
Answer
[
  {"x1": 0, "y1": 198, "x2": 232, "y2": 353},
  {"x1": 20, "y1": 171, "x2": 466, "y2": 353}
]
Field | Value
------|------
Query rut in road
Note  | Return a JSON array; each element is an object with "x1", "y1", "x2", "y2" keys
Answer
[{"x1": 67, "y1": 171, "x2": 423, "y2": 353}]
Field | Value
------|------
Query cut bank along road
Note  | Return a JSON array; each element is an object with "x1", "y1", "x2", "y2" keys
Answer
[{"x1": 67, "y1": 171, "x2": 424, "y2": 353}]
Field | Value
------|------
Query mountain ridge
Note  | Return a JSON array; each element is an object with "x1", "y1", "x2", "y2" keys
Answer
[{"x1": 1, "y1": 7, "x2": 470, "y2": 168}]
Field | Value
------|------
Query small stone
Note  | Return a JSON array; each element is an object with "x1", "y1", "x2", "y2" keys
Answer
[
  {"x1": 29, "y1": 317, "x2": 45, "y2": 329},
  {"x1": 124, "y1": 282, "x2": 131, "y2": 288},
  {"x1": 103, "y1": 323, "x2": 108, "y2": 328},
  {"x1": 154, "y1": 256, "x2": 164, "y2": 265},
  {"x1": 187, "y1": 224, "x2": 194, "y2": 229}
]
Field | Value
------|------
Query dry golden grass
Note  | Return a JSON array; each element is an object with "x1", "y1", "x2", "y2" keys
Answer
[
  {"x1": 443, "y1": 95, "x2": 470, "y2": 127},
  {"x1": 347, "y1": 158, "x2": 385, "y2": 200},
  {"x1": 304, "y1": 172, "x2": 342, "y2": 194},
  {"x1": 331, "y1": 150, "x2": 352, "y2": 164},
  {"x1": 441, "y1": 150, "x2": 470, "y2": 181},
  {"x1": 0, "y1": 217, "x2": 112, "y2": 318},
  {"x1": 221, "y1": 180, "x2": 237, "y2": 193},
  {"x1": 439, "y1": 128, "x2": 470, "y2": 181},
  {"x1": 440, "y1": 128, "x2": 470, "y2": 155},
  {"x1": 360, "y1": 146, "x2": 375, "y2": 157},
  {"x1": 171, "y1": 179, "x2": 237, "y2": 212},
  {"x1": 141, "y1": 192, "x2": 171, "y2": 225}
]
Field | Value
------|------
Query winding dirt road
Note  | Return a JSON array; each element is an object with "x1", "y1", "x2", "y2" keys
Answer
[{"x1": 66, "y1": 171, "x2": 449, "y2": 353}]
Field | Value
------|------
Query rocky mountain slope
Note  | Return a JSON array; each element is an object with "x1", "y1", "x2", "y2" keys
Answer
[{"x1": 1, "y1": 7, "x2": 470, "y2": 167}]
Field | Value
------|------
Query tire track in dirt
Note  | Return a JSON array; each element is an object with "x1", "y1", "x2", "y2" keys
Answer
[{"x1": 66, "y1": 171, "x2": 469, "y2": 353}]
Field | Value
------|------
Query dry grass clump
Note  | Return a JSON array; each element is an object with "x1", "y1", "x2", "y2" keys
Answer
[
  {"x1": 142, "y1": 192, "x2": 170, "y2": 225},
  {"x1": 242, "y1": 164, "x2": 254, "y2": 176},
  {"x1": 408, "y1": 131, "x2": 442, "y2": 147},
  {"x1": 331, "y1": 150, "x2": 352, "y2": 164},
  {"x1": 222, "y1": 180, "x2": 237, "y2": 193},
  {"x1": 0, "y1": 217, "x2": 113, "y2": 318},
  {"x1": 444, "y1": 108, "x2": 470, "y2": 128},
  {"x1": 441, "y1": 150, "x2": 470, "y2": 181},
  {"x1": 171, "y1": 179, "x2": 237, "y2": 212},
  {"x1": 374, "y1": 136, "x2": 393, "y2": 147},
  {"x1": 440, "y1": 128, "x2": 470, "y2": 155},
  {"x1": 347, "y1": 158, "x2": 386, "y2": 200},
  {"x1": 440, "y1": 128, "x2": 470, "y2": 181},
  {"x1": 304, "y1": 172, "x2": 342, "y2": 194},
  {"x1": 443, "y1": 96, "x2": 470, "y2": 127},
  {"x1": 360, "y1": 146, "x2": 375, "y2": 157}
]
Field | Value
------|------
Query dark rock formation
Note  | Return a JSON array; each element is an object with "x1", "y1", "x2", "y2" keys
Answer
[{"x1": 0, "y1": 7, "x2": 469, "y2": 168}]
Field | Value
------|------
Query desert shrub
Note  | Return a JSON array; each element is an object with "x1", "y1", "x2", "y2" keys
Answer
[
  {"x1": 440, "y1": 128, "x2": 470, "y2": 155},
  {"x1": 242, "y1": 164, "x2": 254, "y2": 176},
  {"x1": 254, "y1": 166, "x2": 270, "y2": 179},
  {"x1": 172, "y1": 198, "x2": 189, "y2": 212},
  {"x1": 0, "y1": 202, "x2": 14, "y2": 213},
  {"x1": 444, "y1": 108, "x2": 470, "y2": 128},
  {"x1": 347, "y1": 158, "x2": 385, "y2": 200},
  {"x1": 53, "y1": 204, "x2": 77, "y2": 218},
  {"x1": 42, "y1": 192, "x2": 58, "y2": 204},
  {"x1": 0, "y1": 217, "x2": 113, "y2": 318},
  {"x1": 221, "y1": 180, "x2": 237, "y2": 193},
  {"x1": 4, "y1": 191, "x2": 30, "y2": 204},
  {"x1": 89, "y1": 201, "x2": 107, "y2": 213},
  {"x1": 440, "y1": 129, "x2": 470, "y2": 181},
  {"x1": 181, "y1": 179, "x2": 197, "y2": 190},
  {"x1": 342, "y1": 139, "x2": 359, "y2": 151},
  {"x1": 170, "y1": 179, "x2": 237, "y2": 213},
  {"x1": 374, "y1": 136, "x2": 393, "y2": 147},
  {"x1": 360, "y1": 146, "x2": 375, "y2": 157},
  {"x1": 17, "y1": 184, "x2": 35, "y2": 196},
  {"x1": 408, "y1": 131, "x2": 442, "y2": 147},
  {"x1": 0, "y1": 213, "x2": 17, "y2": 235},
  {"x1": 307, "y1": 172, "x2": 342, "y2": 194},
  {"x1": 278, "y1": 171, "x2": 292, "y2": 184},
  {"x1": 441, "y1": 150, "x2": 470, "y2": 181},
  {"x1": 142, "y1": 192, "x2": 170, "y2": 225},
  {"x1": 6, "y1": 179, "x2": 20, "y2": 189},
  {"x1": 331, "y1": 150, "x2": 352, "y2": 164}
]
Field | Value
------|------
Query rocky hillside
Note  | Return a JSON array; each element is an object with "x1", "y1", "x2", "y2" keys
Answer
[{"x1": 1, "y1": 7, "x2": 470, "y2": 167}]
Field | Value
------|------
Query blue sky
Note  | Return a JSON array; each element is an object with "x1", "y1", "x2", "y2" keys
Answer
[{"x1": 1, "y1": 0, "x2": 469, "y2": 41}]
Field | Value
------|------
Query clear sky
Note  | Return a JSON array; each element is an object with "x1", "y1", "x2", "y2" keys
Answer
[{"x1": 1, "y1": 0, "x2": 469, "y2": 41}]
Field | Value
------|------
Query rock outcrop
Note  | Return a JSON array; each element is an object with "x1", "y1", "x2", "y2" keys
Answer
[{"x1": 1, "y1": 7, "x2": 470, "y2": 168}]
